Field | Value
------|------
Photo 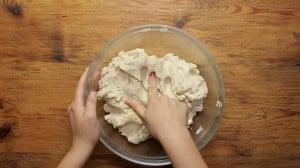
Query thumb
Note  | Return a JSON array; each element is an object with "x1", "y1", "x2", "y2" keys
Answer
[
  {"x1": 125, "y1": 98, "x2": 146, "y2": 119},
  {"x1": 86, "y1": 91, "x2": 97, "y2": 117}
]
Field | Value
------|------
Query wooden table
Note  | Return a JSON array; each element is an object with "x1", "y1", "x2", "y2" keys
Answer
[{"x1": 0, "y1": 0, "x2": 299, "y2": 167}]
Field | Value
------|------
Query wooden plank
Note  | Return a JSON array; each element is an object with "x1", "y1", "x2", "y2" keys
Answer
[{"x1": 0, "y1": 0, "x2": 299, "y2": 167}]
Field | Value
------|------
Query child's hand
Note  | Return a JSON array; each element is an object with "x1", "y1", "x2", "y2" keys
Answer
[
  {"x1": 68, "y1": 68, "x2": 100, "y2": 151},
  {"x1": 58, "y1": 68, "x2": 100, "y2": 168},
  {"x1": 125, "y1": 72, "x2": 188, "y2": 140}
]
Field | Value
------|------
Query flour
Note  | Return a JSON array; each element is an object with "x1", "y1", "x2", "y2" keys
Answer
[{"x1": 97, "y1": 49, "x2": 208, "y2": 144}]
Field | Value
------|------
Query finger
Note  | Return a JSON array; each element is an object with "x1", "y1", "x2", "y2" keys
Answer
[
  {"x1": 85, "y1": 91, "x2": 98, "y2": 117},
  {"x1": 177, "y1": 101, "x2": 188, "y2": 114},
  {"x1": 125, "y1": 98, "x2": 146, "y2": 118},
  {"x1": 148, "y1": 72, "x2": 158, "y2": 102},
  {"x1": 93, "y1": 71, "x2": 101, "y2": 91},
  {"x1": 168, "y1": 97, "x2": 177, "y2": 106},
  {"x1": 74, "y1": 67, "x2": 89, "y2": 107},
  {"x1": 68, "y1": 103, "x2": 75, "y2": 128},
  {"x1": 67, "y1": 104, "x2": 72, "y2": 113}
]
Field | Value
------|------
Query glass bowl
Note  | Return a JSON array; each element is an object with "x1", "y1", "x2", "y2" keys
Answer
[{"x1": 84, "y1": 25, "x2": 224, "y2": 166}]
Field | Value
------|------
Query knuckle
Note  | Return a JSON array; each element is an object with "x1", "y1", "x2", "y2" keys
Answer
[
  {"x1": 88, "y1": 95, "x2": 97, "y2": 102},
  {"x1": 137, "y1": 106, "x2": 144, "y2": 112},
  {"x1": 131, "y1": 105, "x2": 137, "y2": 112},
  {"x1": 130, "y1": 100, "x2": 137, "y2": 106},
  {"x1": 162, "y1": 95, "x2": 168, "y2": 99},
  {"x1": 149, "y1": 79, "x2": 155, "y2": 84},
  {"x1": 135, "y1": 105, "x2": 143, "y2": 113},
  {"x1": 68, "y1": 104, "x2": 73, "y2": 113},
  {"x1": 86, "y1": 113, "x2": 95, "y2": 119},
  {"x1": 130, "y1": 102, "x2": 138, "y2": 111},
  {"x1": 148, "y1": 84, "x2": 155, "y2": 89},
  {"x1": 149, "y1": 78, "x2": 156, "y2": 84}
]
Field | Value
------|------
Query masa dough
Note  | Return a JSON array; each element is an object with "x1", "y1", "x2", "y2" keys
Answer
[{"x1": 97, "y1": 49, "x2": 208, "y2": 144}]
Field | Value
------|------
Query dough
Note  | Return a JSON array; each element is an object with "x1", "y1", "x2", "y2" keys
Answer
[{"x1": 97, "y1": 49, "x2": 208, "y2": 144}]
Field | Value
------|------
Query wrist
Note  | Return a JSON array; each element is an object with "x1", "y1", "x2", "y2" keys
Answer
[
  {"x1": 59, "y1": 141, "x2": 95, "y2": 168},
  {"x1": 71, "y1": 140, "x2": 95, "y2": 156},
  {"x1": 157, "y1": 126, "x2": 207, "y2": 168},
  {"x1": 157, "y1": 125, "x2": 190, "y2": 145}
]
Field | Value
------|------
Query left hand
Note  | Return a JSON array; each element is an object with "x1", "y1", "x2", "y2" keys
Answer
[{"x1": 68, "y1": 67, "x2": 100, "y2": 151}]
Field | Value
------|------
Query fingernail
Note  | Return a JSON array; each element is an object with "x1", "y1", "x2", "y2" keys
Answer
[{"x1": 150, "y1": 71, "x2": 156, "y2": 77}]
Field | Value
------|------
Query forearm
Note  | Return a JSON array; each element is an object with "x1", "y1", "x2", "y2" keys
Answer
[
  {"x1": 57, "y1": 143, "x2": 94, "y2": 168},
  {"x1": 158, "y1": 127, "x2": 208, "y2": 168}
]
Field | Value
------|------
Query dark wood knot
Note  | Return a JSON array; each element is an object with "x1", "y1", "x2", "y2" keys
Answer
[
  {"x1": 0, "y1": 0, "x2": 23, "y2": 16},
  {"x1": 0, "y1": 124, "x2": 12, "y2": 139}
]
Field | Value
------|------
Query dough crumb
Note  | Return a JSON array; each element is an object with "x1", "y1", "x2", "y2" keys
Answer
[
  {"x1": 97, "y1": 49, "x2": 208, "y2": 144},
  {"x1": 195, "y1": 126, "x2": 204, "y2": 135},
  {"x1": 216, "y1": 100, "x2": 222, "y2": 108}
]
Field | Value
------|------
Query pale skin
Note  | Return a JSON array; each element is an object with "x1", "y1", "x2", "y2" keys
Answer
[
  {"x1": 58, "y1": 69, "x2": 208, "y2": 168},
  {"x1": 58, "y1": 68, "x2": 100, "y2": 168}
]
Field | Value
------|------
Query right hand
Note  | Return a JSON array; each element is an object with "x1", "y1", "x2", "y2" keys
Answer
[{"x1": 125, "y1": 72, "x2": 188, "y2": 140}]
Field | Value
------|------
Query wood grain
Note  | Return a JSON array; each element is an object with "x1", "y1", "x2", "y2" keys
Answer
[{"x1": 0, "y1": 0, "x2": 299, "y2": 167}]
